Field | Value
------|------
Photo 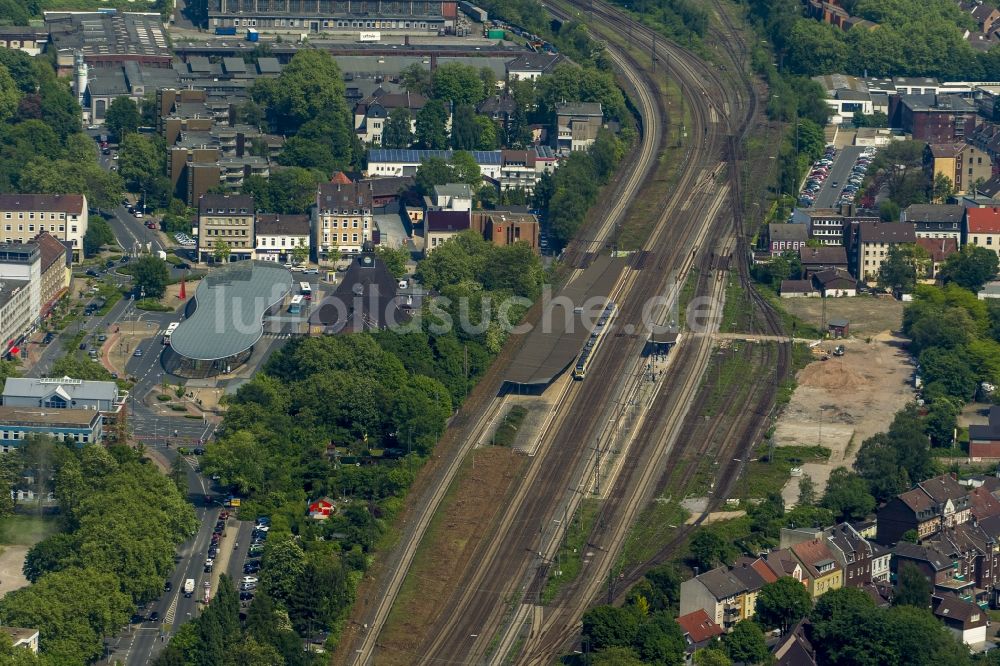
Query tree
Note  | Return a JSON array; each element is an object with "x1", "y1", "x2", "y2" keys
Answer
[
  {"x1": 213, "y1": 240, "x2": 231, "y2": 264},
  {"x1": 132, "y1": 255, "x2": 170, "y2": 298},
  {"x1": 878, "y1": 244, "x2": 917, "y2": 292},
  {"x1": 634, "y1": 611, "x2": 686, "y2": 665},
  {"x1": 450, "y1": 150, "x2": 482, "y2": 187},
  {"x1": 415, "y1": 99, "x2": 449, "y2": 149},
  {"x1": 242, "y1": 167, "x2": 323, "y2": 214},
  {"x1": 400, "y1": 63, "x2": 432, "y2": 95},
  {"x1": 894, "y1": 562, "x2": 931, "y2": 608},
  {"x1": 414, "y1": 157, "x2": 454, "y2": 195},
  {"x1": 376, "y1": 245, "x2": 409, "y2": 279},
  {"x1": 924, "y1": 397, "x2": 959, "y2": 447},
  {"x1": 105, "y1": 97, "x2": 141, "y2": 141},
  {"x1": 0, "y1": 567, "x2": 132, "y2": 664},
  {"x1": 821, "y1": 467, "x2": 876, "y2": 521},
  {"x1": 798, "y1": 474, "x2": 816, "y2": 506},
  {"x1": 201, "y1": 431, "x2": 266, "y2": 495},
  {"x1": 693, "y1": 648, "x2": 733, "y2": 666},
  {"x1": 260, "y1": 535, "x2": 306, "y2": 604},
  {"x1": 688, "y1": 529, "x2": 734, "y2": 571},
  {"x1": 252, "y1": 49, "x2": 349, "y2": 135},
  {"x1": 940, "y1": 245, "x2": 1000, "y2": 291},
  {"x1": 118, "y1": 134, "x2": 166, "y2": 197},
  {"x1": 809, "y1": 587, "x2": 898, "y2": 666},
  {"x1": 723, "y1": 620, "x2": 769, "y2": 665},
  {"x1": 432, "y1": 62, "x2": 486, "y2": 106},
  {"x1": 755, "y1": 577, "x2": 813, "y2": 634},
  {"x1": 291, "y1": 243, "x2": 309, "y2": 266},
  {"x1": 0, "y1": 63, "x2": 20, "y2": 123},
  {"x1": 382, "y1": 107, "x2": 414, "y2": 148},
  {"x1": 475, "y1": 115, "x2": 499, "y2": 150},
  {"x1": 450, "y1": 104, "x2": 480, "y2": 150},
  {"x1": 581, "y1": 605, "x2": 640, "y2": 650},
  {"x1": 83, "y1": 217, "x2": 115, "y2": 257},
  {"x1": 932, "y1": 172, "x2": 954, "y2": 203},
  {"x1": 590, "y1": 647, "x2": 646, "y2": 666}
]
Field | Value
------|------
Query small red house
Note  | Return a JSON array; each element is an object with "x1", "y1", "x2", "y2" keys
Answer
[{"x1": 308, "y1": 497, "x2": 335, "y2": 520}]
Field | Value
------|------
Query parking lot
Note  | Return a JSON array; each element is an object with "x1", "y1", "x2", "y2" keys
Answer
[{"x1": 798, "y1": 145, "x2": 874, "y2": 210}]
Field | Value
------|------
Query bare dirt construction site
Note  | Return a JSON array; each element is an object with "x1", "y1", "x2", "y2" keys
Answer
[
  {"x1": 781, "y1": 295, "x2": 904, "y2": 339},
  {"x1": 775, "y1": 332, "x2": 915, "y2": 507}
]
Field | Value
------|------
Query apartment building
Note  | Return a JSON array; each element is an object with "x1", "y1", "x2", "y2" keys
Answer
[
  {"x1": 255, "y1": 214, "x2": 310, "y2": 263},
  {"x1": 33, "y1": 233, "x2": 69, "y2": 318},
  {"x1": 965, "y1": 206, "x2": 1000, "y2": 259},
  {"x1": 313, "y1": 181, "x2": 375, "y2": 261},
  {"x1": 926, "y1": 143, "x2": 992, "y2": 196},
  {"x1": 850, "y1": 221, "x2": 917, "y2": 281},
  {"x1": 196, "y1": 194, "x2": 256, "y2": 263},
  {"x1": 0, "y1": 243, "x2": 41, "y2": 358},
  {"x1": 0, "y1": 194, "x2": 88, "y2": 262}
]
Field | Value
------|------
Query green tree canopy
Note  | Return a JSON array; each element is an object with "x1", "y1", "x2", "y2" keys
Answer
[
  {"x1": 105, "y1": 96, "x2": 141, "y2": 141},
  {"x1": 131, "y1": 255, "x2": 170, "y2": 298},
  {"x1": 723, "y1": 620, "x2": 769, "y2": 665},
  {"x1": 821, "y1": 467, "x2": 876, "y2": 521},
  {"x1": 755, "y1": 576, "x2": 813, "y2": 633},
  {"x1": 382, "y1": 107, "x2": 414, "y2": 149},
  {"x1": 415, "y1": 99, "x2": 449, "y2": 150},
  {"x1": 940, "y1": 245, "x2": 999, "y2": 292}
]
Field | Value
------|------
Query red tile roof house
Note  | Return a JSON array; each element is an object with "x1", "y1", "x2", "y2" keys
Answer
[
  {"x1": 675, "y1": 609, "x2": 724, "y2": 649},
  {"x1": 965, "y1": 206, "x2": 1000, "y2": 260},
  {"x1": 915, "y1": 237, "x2": 959, "y2": 280},
  {"x1": 970, "y1": 406, "x2": 1000, "y2": 460},
  {"x1": 308, "y1": 497, "x2": 335, "y2": 520}
]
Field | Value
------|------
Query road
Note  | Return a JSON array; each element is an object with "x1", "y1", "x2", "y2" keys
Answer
[
  {"x1": 107, "y1": 463, "x2": 252, "y2": 665},
  {"x1": 811, "y1": 145, "x2": 865, "y2": 209}
]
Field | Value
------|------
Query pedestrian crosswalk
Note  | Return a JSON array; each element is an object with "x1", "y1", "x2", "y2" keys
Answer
[{"x1": 163, "y1": 592, "x2": 179, "y2": 627}]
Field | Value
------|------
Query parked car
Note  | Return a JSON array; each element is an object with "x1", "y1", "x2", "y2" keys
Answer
[
  {"x1": 164, "y1": 581, "x2": 172, "y2": 592},
  {"x1": 240, "y1": 591, "x2": 254, "y2": 601}
]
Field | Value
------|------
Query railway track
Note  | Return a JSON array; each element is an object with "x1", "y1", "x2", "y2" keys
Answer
[
  {"x1": 339, "y1": 2, "x2": 670, "y2": 663},
  {"x1": 412, "y1": 1, "x2": 770, "y2": 662},
  {"x1": 348, "y1": 0, "x2": 791, "y2": 662},
  {"x1": 505, "y1": 2, "x2": 792, "y2": 662}
]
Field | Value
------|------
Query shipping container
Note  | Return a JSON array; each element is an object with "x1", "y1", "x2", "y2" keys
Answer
[
  {"x1": 246, "y1": 28, "x2": 259, "y2": 41},
  {"x1": 487, "y1": 28, "x2": 505, "y2": 39},
  {"x1": 215, "y1": 26, "x2": 237, "y2": 35}
]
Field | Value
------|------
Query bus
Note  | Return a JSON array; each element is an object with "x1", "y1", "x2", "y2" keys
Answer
[
  {"x1": 288, "y1": 295, "x2": 304, "y2": 314},
  {"x1": 299, "y1": 282, "x2": 312, "y2": 299},
  {"x1": 163, "y1": 322, "x2": 179, "y2": 345}
]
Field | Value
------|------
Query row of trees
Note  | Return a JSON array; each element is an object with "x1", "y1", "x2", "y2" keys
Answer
[
  {"x1": 745, "y1": 0, "x2": 1000, "y2": 82},
  {"x1": 0, "y1": 438, "x2": 196, "y2": 664},
  {"x1": 533, "y1": 129, "x2": 626, "y2": 248},
  {"x1": 157, "y1": 563, "x2": 347, "y2": 666},
  {"x1": 0, "y1": 50, "x2": 124, "y2": 211}
]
